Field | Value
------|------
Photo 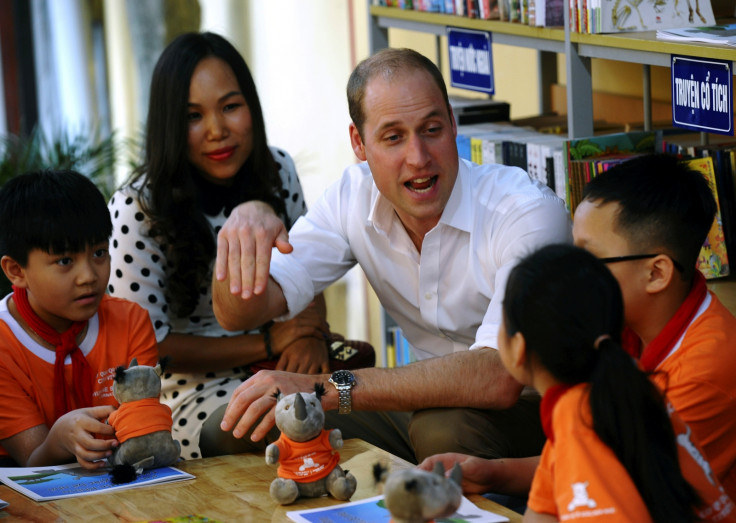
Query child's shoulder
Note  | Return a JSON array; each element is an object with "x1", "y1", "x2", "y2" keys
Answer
[
  {"x1": 552, "y1": 384, "x2": 593, "y2": 433},
  {"x1": 98, "y1": 295, "x2": 151, "y2": 321}
]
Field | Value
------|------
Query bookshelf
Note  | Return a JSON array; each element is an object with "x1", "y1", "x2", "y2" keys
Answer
[
  {"x1": 368, "y1": 6, "x2": 736, "y2": 137},
  {"x1": 367, "y1": 4, "x2": 736, "y2": 323}
]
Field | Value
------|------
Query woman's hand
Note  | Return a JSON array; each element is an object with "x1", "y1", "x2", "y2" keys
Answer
[
  {"x1": 215, "y1": 201, "x2": 293, "y2": 299},
  {"x1": 269, "y1": 301, "x2": 330, "y2": 374},
  {"x1": 276, "y1": 337, "x2": 331, "y2": 374},
  {"x1": 269, "y1": 302, "x2": 329, "y2": 355}
]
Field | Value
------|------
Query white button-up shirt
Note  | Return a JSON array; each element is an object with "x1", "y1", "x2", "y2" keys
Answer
[{"x1": 271, "y1": 159, "x2": 572, "y2": 360}]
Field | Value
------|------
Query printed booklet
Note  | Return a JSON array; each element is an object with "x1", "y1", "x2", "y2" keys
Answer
[
  {"x1": 0, "y1": 463, "x2": 194, "y2": 502},
  {"x1": 287, "y1": 494, "x2": 510, "y2": 523},
  {"x1": 657, "y1": 24, "x2": 736, "y2": 46}
]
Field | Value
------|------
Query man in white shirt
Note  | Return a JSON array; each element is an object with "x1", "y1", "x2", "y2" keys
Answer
[{"x1": 212, "y1": 48, "x2": 572, "y2": 464}]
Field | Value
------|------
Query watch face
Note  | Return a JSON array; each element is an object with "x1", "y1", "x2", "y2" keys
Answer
[{"x1": 331, "y1": 370, "x2": 354, "y2": 386}]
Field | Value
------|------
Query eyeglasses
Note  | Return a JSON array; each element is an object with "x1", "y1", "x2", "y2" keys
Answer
[{"x1": 598, "y1": 254, "x2": 685, "y2": 273}]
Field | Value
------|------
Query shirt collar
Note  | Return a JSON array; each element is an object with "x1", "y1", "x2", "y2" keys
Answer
[
  {"x1": 540, "y1": 383, "x2": 573, "y2": 443},
  {"x1": 367, "y1": 159, "x2": 471, "y2": 236}
]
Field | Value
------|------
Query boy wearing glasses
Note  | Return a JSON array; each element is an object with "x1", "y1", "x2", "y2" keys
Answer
[{"x1": 572, "y1": 152, "x2": 736, "y2": 495}]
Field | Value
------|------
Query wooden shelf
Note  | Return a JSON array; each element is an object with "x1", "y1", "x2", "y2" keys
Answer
[{"x1": 369, "y1": 7, "x2": 736, "y2": 137}]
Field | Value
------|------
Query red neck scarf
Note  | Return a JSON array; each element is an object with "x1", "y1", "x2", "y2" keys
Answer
[
  {"x1": 540, "y1": 383, "x2": 573, "y2": 443},
  {"x1": 11, "y1": 285, "x2": 93, "y2": 420},
  {"x1": 622, "y1": 271, "x2": 708, "y2": 371}
]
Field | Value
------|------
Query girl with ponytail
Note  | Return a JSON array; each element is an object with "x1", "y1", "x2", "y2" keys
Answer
[{"x1": 499, "y1": 244, "x2": 733, "y2": 522}]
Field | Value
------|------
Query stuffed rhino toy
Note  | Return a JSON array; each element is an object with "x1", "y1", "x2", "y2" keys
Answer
[
  {"x1": 383, "y1": 462, "x2": 463, "y2": 523},
  {"x1": 107, "y1": 358, "x2": 181, "y2": 483},
  {"x1": 266, "y1": 384, "x2": 357, "y2": 505}
]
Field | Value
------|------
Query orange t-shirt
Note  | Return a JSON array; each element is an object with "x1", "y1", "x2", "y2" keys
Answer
[
  {"x1": 528, "y1": 384, "x2": 735, "y2": 522},
  {"x1": 107, "y1": 398, "x2": 173, "y2": 443},
  {"x1": 649, "y1": 292, "x2": 736, "y2": 498},
  {"x1": 0, "y1": 295, "x2": 159, "y2": 457},
  {"x1": 273, "y1": 430, "x2": 340, "y2": 483}
]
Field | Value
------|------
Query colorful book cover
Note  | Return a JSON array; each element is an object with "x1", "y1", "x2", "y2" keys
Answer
[
  {"x1": 657, "y1": 23, "x2": 736, "y2": 46},
  {"x1": 287, "y1": 494, "x2": 510, "y2": 523},
  {"x1": 597, "y1": 0, "x2": 715, "y2": 33},
  {"x1": 684, "y1": 156, "x2": 730, "y2": 279},
  {"x1": 564, "y1": 131, "x2": 656, "y2": 214},
  {"x1": 0, "y1": 463, "x2": 194, "y2": 502},
  {"x1": 540, "y1": 0, "x2": 565, "y2": 26}
]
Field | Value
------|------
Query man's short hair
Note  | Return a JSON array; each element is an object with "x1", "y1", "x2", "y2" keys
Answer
[
  {"x1": 0, "y1": 170, "x2": 112, "y2": 265},
  {"x1": 346, "y1": 47, "x2": 452, "y2": 138},
  {"x1": 581, "y1": 153, "x2": 717, "y2": 280}
]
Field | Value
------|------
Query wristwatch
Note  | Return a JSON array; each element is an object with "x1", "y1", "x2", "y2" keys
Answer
[{"x1": 328, "y1": 370, "x2": 356, "y2": 414}]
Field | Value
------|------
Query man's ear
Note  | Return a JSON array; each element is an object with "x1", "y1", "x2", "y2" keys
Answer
[
  {"x1": 645, "y1": 254, "x2": 676, "y2": 294},
  {"x1": 349, "y1": 123, "x2": 367, "y2": 162},
  {"x1": 1, "y1": 255, "x2": 26, "y2": 288}
]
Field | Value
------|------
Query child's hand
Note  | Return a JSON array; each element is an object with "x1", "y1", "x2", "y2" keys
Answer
[{"x1": 50, "y1": 405, "x2": 119, "y2": 469}]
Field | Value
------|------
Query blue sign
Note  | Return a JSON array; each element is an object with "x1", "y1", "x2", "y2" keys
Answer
[
  {"x1": 447, "y1": 28, "x2": 494, "y2": 94},
  {"x1": 672, "y1": 55, "x2": 732, "y2": 135}
]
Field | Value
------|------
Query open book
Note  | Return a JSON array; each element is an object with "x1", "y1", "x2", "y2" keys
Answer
[
  {"x1": 287, "y1": 494, "x2": 510, "y2": 523},
  {"x1": 0, "y1": 463, "x2": 193, "y2": 502},
  {"x1": 657, "y1": 23, "x2": 736, "y2": 46}
]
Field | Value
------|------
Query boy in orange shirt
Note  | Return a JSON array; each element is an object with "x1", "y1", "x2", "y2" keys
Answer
[
  {"x1": 573, "y1": 153, "x2": 736, "y2": 496},
  {"x1": 0, "y1": 170, "x2": 159, "y2": 469}
]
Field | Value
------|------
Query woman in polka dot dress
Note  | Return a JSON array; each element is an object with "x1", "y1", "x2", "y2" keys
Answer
[{"x1": 108, "y1": 32, "x2": 331, "y2": 460}]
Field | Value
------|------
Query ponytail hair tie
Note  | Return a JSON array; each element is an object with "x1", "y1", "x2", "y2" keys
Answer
[{"x1": 593, "y1": 334, "x2": 611, "y2": 350}]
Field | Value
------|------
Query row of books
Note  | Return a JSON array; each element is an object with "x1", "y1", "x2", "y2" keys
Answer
[
  {"x1": 569, "y1": 0, "x2": 715, "y2": 34},
  {"x1": 457, "y1": 123, "x2": 733, "y2": 279},
  {"x1": 374, "y1": 0, "x2": 720, "y2": 32},
  {"x1": 373, "y1": 0, "x2": 564, "y2": 26},
  {"x1": 457, "y1": 121, "x2": 567, "y2": 204},
  {"x1": 385, "y1": 326, "x2": 415, "y2": 368}
]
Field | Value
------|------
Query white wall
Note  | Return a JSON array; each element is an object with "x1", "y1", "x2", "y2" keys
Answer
[
  {"x1": 104, "y1": 1, "x2": 139, "y2": 185},
  {"x1": 32, "y1": 0, "x2": 97, "y2": 138}
]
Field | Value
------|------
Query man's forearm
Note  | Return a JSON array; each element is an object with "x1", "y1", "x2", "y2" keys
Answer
[
  {"x1": 335, "y1": 348, "x2": 523, "y2": 412},
  {"x1": 212, "y1": 276, "x2": 288, "y2": 331}
]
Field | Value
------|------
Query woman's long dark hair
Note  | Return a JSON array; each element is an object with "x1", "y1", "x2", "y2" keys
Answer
[
  {"x1": 503, "y1": 244, "x2": 699, "y2": 523},
  {"x1": 130, "y1": 32, "x2": 286, "y2": 317}
]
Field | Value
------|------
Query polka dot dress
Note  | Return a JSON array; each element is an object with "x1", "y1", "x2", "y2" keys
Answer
[{"x1": 107, "y1": 147, "x2": 306, "y2": 459}]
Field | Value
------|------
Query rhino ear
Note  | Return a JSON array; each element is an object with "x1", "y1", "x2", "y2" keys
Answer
[
  {"x1": 432, "y1": 461, "x2": 445, "y2": 477},
  {"x1": 129, "y1": 358, "x2": 139, "y2": 368},
  {"x1": 449, "y1": 462, "x2": 462, "y2": 486},
  {"x1": 154, "y1": 363, "x2": 162, "y2": 376}
]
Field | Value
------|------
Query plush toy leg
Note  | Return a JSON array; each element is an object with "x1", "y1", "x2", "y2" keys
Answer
[
  {"x1": 270, "y1": 477, "x2": 299, "y2": 505},
  {"x1": 326, "y1": 466, "x2": 357, "y2": 501}
]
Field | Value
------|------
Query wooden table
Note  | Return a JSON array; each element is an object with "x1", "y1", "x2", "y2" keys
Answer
[{"x1": 0, "y1": 439, "x2": 522, "y2": 522}]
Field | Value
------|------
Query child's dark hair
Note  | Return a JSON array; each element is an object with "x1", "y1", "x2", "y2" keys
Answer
[
  {"x1": 581, "y1": 153, "x2": 716, "y2": 281},
  {"x1": 503, "y1": 244, "x2": 699, "y2": 523},
  {"x1": 0, "y1": 170, "x2": 112, "y2": 265}
]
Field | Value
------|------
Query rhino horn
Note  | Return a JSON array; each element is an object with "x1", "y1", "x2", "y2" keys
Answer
[{"x1": 294, "y1": 392, "x2": 307, "y2": 421}]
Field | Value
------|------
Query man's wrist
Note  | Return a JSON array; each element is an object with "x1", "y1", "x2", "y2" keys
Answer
[
  {"x1": 260, "y1": 321, "x2": 275, "y2": 360},
  {"x1": 328, "y1": 370, "x2": 356, "y2": 414}
]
